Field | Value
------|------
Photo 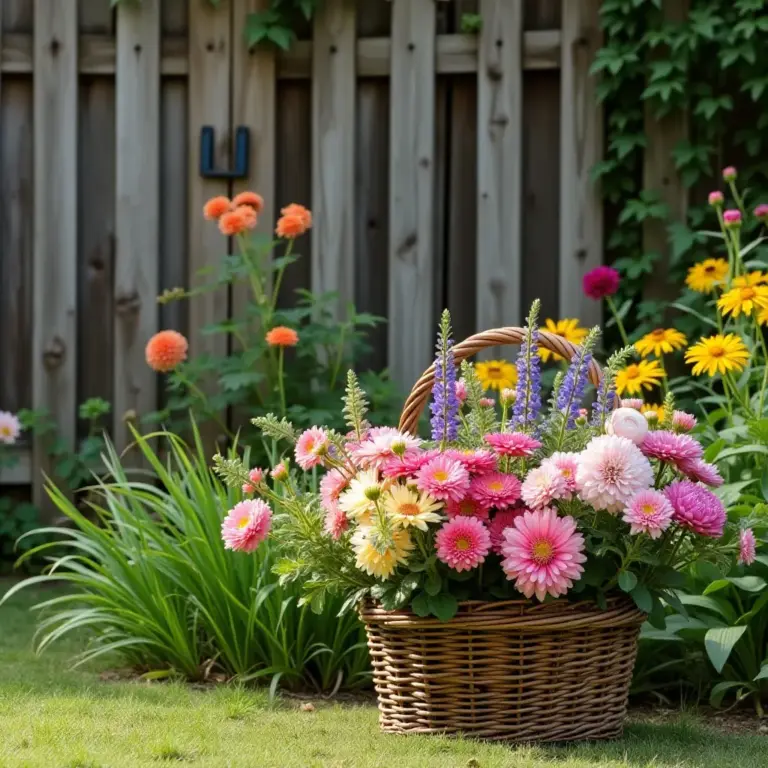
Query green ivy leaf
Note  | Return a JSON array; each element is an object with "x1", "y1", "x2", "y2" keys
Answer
[{"x1": 428, "y1": 594, "x2": 458, "y2": 622}]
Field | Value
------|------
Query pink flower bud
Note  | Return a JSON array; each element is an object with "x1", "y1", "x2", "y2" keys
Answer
[
  {"x1": 478, "y1": 397, "x2": 495, "y2": 408},
  {"x1": 708, "y1": 191, "x2": 724, "y2": 207},
  {"x1": 722, "y1": 166, "x2": 737, "y2": 182},
  {"x1": 620, "y1": 399, "x2": 644, "y2": 411},
  {"x1": 754, "y1": 203, "x2": 768, "y2": 221},
  {"x1": 249, "y1": 468, "x2": 264, "y2": 485},
  {"x1": 723, "y1": 209, "x2": 742, "y2": 227},
  {"x1": 454, "y1": 380, "x2": 468, "y2": 403},
  {"x1": 242, "y1": 483, "x2": 255, "y2": 494},
  {"x1": 271, "y1": 462, "x2": 289, "y2": 481},
  {"x1": 605, "y1": 407, "x2": 649, "y2": 446},
  {"x1": 671, "y1": 410, "x2": 696, "y2": 433},
  {"x1": 499, "y1": 388, "x2": 516, "y2": 406}
]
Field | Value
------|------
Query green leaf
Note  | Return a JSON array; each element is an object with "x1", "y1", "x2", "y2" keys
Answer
[
  {"x1": 717, "y1": 445, "x2": 768, "y2": 461},
  {"x1": 710, "y1": 680, "x2": 749, "y2": 708},
  {"x1": 410, "y1": 592, "x2": 430, "y2": 617},
  {"x1": 705, "y1": 626, "x2": 747, "y2": 673},
  {"x1": 428, "y1": 594, "x2": 458, "y2": 622},
  {"x1": 424, "y1": 570, "x2": 442, "y2": 596},
  {"x1": 618, "y1": 571, "x2": 638, "y2": 593},
  {"x1": 266, "y1": 25, "x2": 294, "y2": 51},
  {"x1": 703, "y1": 579, "x2": 731, "y2": 595},
  {"x1": 754, "y1": 664, "x2": 768, "y2": 681},
  {"x1": 630, "y1": 582, "x2": 653, "y2": 613},
  {"x1": 727, "y1": 576, "x2": 767, "y2": 593}
]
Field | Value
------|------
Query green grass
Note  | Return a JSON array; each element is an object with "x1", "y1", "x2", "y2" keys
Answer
[{"x1": 1, "y1": 582, "x2": 765, "y2": 768}]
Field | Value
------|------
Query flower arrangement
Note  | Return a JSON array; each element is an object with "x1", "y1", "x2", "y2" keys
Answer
[{"x1": 213, "y1": 302, "x2": 750, "y2": 622}]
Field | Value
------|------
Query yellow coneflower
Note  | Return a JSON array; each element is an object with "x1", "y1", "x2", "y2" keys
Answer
[
  {"x1": 615, "y1": 360, "x2": 665, "y2": 396},
  {"x1": 474, "y1": 360, "x2": 517, "y2": 392},
  {"x1": 634, "y1": 328, "x2": 687, "y2": 358},
  {"x1": 685, "y1": 258, "x2": 728, "y2": 293},
  {"x1": 685, "y1": 334, "x2": 750, "y2": 377},
  {"x1": 717, "y1": 285, "x2": 768, "y2": 319},
  {"x1": 538, "y1": 318, "x2": 588, "y2": 362}
]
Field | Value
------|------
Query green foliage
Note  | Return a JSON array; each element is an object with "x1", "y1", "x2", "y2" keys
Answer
[{"x1": 244, "y1": 0, "x2": 320, "y2": 51}]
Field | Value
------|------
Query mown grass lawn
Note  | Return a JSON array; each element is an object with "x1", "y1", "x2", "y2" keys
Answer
[{"x1": 0, "y1": 581, "x2": 765, "y2": 768}]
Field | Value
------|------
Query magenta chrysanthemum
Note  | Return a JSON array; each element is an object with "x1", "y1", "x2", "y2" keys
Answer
[
  {"x1": 435, "y1": 516, "x2": 491, "y2": 572},
  {"x1": 521, "y1": 462, "x2": 569, "y2": 509},
  {"x1": 221, "y1": 499, "x2": 272, "y2": 553},
  {"x1": 446, "y1": 496, "x2": 491, "y2": 521},
  {"x1": 295, "y1": 427, "x2": 330, "y2": 470},
  {"x1": 548, "y1": 452, "x2": 579, "y2": 495},
  {"x1": 381, "y1": 448, "x2": 440, "y2": 480},
  {"x1": 445, "y1": 449, "x2": 497, "y2": 475},
  {"x1": 323, "y1": 503, "x2": 349, "y2": 540},
  {"x1": 320, "y1": 469, "x2": 348, "y2": 511},
  {"x1": 622, "y1": 489, "x2": 673, "y2": 539},
  {"x1": 575, "y1": 435, "x2": 653, "y2": 513},
  {"x1": 739, "y1": 528, "x2": 756, "y2": 565},
  {"x1": 664, "y1": 480, "x2": 726, "y2": 538},
  {"x1": 469, "y1": 472, "x2": 522, "y2": 510},
  {"x1": 501, "y1": 508, "x2": 586, "y2": 600},
  {"x1": 484, "y1": 432, "x2": 542, "y2": 457},
  {"x1": 487, "y1": 507, "x2": 526, "y2": 554},
  {"x1": 350, "y1": 430, "x2": 422, "y2": 469},
  {"x1": 641, "y1": 430, "x2": 702, "y2": 467},
  {"x1": 679, "y1": 458, "x2": 723, "y2": 488},
  {"x1": 671, "y1": 411, "x2": 696, "y2": 433},
  {"x1": 416, "y1": 455, "x2": 470, "y2": 503}
]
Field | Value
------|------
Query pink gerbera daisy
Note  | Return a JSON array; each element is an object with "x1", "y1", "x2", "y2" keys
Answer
[
  {"x1": 381, "y1": 448, "x2": 440, "y2": 480},
  {"x1": 446, "y1": 496, "x2": 491, "y2": 521},
  {"x1": 445, "y1": 449, "x2": 498, "y2": 475},
  {"x1": 221, "y1": 499, "x2": 272, "y2": 553},
  {"x1": 622, "y1": 489, "x2": 674, "y2": 539},
  {"x1": 320, "y1": 469, "x2": 349, "y2": 511},
  {"x1": 416, "y1": 455, "x2": 470, "y2": 503},
  {"x1": 640, "y1": 430, "x2": 702, "y2": 467},
  {"x1": 487, "y1": 507, "x2": 526, "y2": 554},
  {"x1": 521, "y1": 462, "x2": 569, "y2": 509},
  {"x1": 501, "y1": 508, "x2": 587, "y2": 600},
  {"x1": 575, "y1": 435, "x2": 653, "y2": 513},
  {"x1": 664, "y1": 480, "x2": 726, "y2": 538},
  {"x1": 469, "y1": 472, "x2": 522, "y2": 510},
  {"x1": 323, "y1": 503, "x2": 349, "y2": 540},
  {"x1": 0, "y1": 411, "x2": 21, "y2": 445},
  {"x1": 435, "y1": 517, "x2": 491, "y2": 572},
  {"x1": 484, "y1": 432, "x2": 542, "y2": 457},
  {"x1": 350, "y1": 430, "x2": 422, "y2": 469},
  {"x1": 548, "y1": 452, "x2": 579, "y2": 495},
  {"x1": 295, "y1": 427, "x2": 330, "y2": 470},
  {"x1": 678, "y1": 458, "x2": 723, "y2": 488},
  {"x1": 739, "y1": 528, "x2": 756, "y2": 565}
]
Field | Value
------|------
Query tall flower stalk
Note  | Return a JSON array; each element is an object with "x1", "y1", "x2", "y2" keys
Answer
[
  {"x1": 511, "y1": 300, "x2": 542, "y2": 431},
  {"x1": 430, "y1": 310, "x2": 459, "y2": 447},
  {"x1": 556, "y1": 327, "x2": 600, "y2": 444}
]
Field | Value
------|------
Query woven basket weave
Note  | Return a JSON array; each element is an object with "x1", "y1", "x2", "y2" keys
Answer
[{"x1": 361, "y1": 326, "x2": 642, "y2": 743}]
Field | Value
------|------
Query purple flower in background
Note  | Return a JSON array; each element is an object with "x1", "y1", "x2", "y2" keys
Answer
[
  {"x1": 512, "y1": 302, "x2": 542, "y2": 430},
  {"x1": 430, "y1": 310, "x2": 459, "y2": 444},
  {"x1": 591, "y1": 384, "x2": 616, "y2": 428},
  {"x1": 557, "y1": 350, "x2": 593, "y2": 429}
]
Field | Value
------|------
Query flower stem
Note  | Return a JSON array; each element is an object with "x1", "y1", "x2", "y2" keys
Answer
[
  {"x1": 277, "y1": 347, "x2": 286, "y2": 417},
  {"x1": 606, "y1": 296, "x2": 630, "y2": 347}
]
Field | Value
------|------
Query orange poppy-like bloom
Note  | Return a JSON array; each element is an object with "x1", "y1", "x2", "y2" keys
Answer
[
  {"x1": 281, "y1": 203, "x2": 312, "y2": 230},
  {"x1": 145, "y1": 330, "x2": 188, "y2": 372},
  {"x1": 234, "y1": 204, "x2": 258, "y2": 230},
  {"x1": 232, "y1": 191, "x2": 265, "y2": 213},
  {"x1": 265, "y1": 326, "x2": 299, "y2": 347},
  {"x1": 219, "y1": 209, "x2": 249, "y2": 236},
  {"x1": 203, "y1": 196, "x2": 231, "y2": 220},
  {"x1": 275, "y1": 214, "x2": 306, "y2": 239}
]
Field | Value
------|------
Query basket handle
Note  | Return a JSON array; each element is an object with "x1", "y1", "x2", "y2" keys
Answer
[{"x1": 398, "y1": 327, "x2": 605, "y2": 434}]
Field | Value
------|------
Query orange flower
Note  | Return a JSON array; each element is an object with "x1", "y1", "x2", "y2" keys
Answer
[
  {"x1": 232, "y1": 191, "x2": 265, "y2": 213},
  {"x1": 234, "y1": 204, "x2": 258, "y2": 230},
  {"x1": 265, "y1": 326, "x2": 299, "y2": 347},
  {"x1": 281, "y1": 203, "x2": 312, "y2": 230},
  {"x1": 203, "y1": 196, "x2": 231, "y2": 220},
  {"x1": 276, "y1": 214, "x2": 306, "y2": 239},
  {"x1": 219, "y1": 209, "x2": 248, "y2": 236},
  {"x1": 145, "y1": 330, "x2": 188, "y2": 372}
]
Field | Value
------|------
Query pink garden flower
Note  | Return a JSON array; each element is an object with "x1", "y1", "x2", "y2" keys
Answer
[
  {"x1": 739, "y1": 528, "x2": 756, "y2": 565},
  {"x1": 446, "y1": 496, "x2": 491, "y2": 521},
  {"x1": 242, "y1": 467, "x2": 265, "y2": 495},
  {"x1": 708, "y1": 191, "x2": 724, "y2": 207},
  {"x1": 548, "y1": 452, "x2": 579, "y2": 495},
  {"x1": 416, "y1": 455, "x2": 470, "y2": 503},
  {"x1": 271, "y1": 462, "x2": 289, "y2": 481},
  {"x1": 622, "y1": 489, "x2": 674, "y2": 539},
  {"x1": 469, "y1": 472, "x2": 522, "y2": 510},
  {"x1": 671, "y1": 411, "x2": 696, "y2": 433},
  {"x1": 575, "y1": 435, "x2": 653, "y2": 513},
  {"x1": 351, "y1": 430, "x2": 422, "y2": 469},
  {"x1": 478, "y1": 397, "x2": 495, "y2": 408},
  {"x1": 501, "y1": 507, "x2": 587, "y2": 600},
  {"x1": 435, "y1": 516, "x2": 491, "y2": 572},
  {"x1": 724, "y1": 209, "x2": 742, "y2": 227},
  {"x1": 606, "y1": 407, "x2": 648, "y2": 446},
  {"x1": 221, "y1": 499, "x2": 272, "y2": 553},
  {"x1": 445, "y1": 449, "x2": 498, "y2": 476},
  {"x1": 521, "y1": 462, "x2": 569, "y2": 509},
  {"x1": 0, "y1": 411, "x2": 21, "y2": 445},
  {"x1": 484, "y1": 432, "x2": 542, "y2": 458},
  {"x1": 323, "y1": 503, "x2": 349, "y2": 540},
  {"x1": 678, "y1": 458, "x2": 723, "y2": 488},
  {"x1": 487, "y1": 507, "x2": 525, "y2": 554},
  {"x1": 664, "y1": 480, "x2": 726, "y2": 538},
  {"x1": 500, "y1": 388, "x2": 516, "y2": 406},
  {"x1": 381, "y1": 448, "x2": 440, "y2": 480},
  {"x1": 455, "y1": 380, "x2": 468, "y2": 403},
  {"x1": 320, "y1": 468, "x2": 348, "y2": 511},
  {"x1": 583, "y1": 266, "x2": 620, "y2": 300},
  {"x1": 722, "y1": 166, "x2": 737, "y2": 182},
  {"x1": 641, "y1": 430, "x2": 702, "y2": 467},
  {"x1": 295, "y1": 427, "x2": 330, "y2": 470},
  {"x1": 755, "y1": 203, "x2": 768, "y2": 221},
  {"x1": 620, "y1": 399, "x2": 644, "y2": 410}
]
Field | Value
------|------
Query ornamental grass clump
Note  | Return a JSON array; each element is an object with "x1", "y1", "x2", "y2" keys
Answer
[{"x1": 214, "y1": 304, "x2": 748, "y2": 621}]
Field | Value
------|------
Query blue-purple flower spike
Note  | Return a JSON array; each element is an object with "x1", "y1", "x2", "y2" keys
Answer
[
  {"x1": 511, "y1": 300, "x2": 542, "y2": 430},
  {"x1": 557, "y1": 327, "x2": 599, "y2": 429},
  {"x1": 430, "y1": 309, "x2": 459, "y2": 445}
]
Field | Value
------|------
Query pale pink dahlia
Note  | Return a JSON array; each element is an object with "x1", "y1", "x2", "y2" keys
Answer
[
  {"x1": 678, "y1": 458, "x2": 723, "y2": 488},
  {"x1": 641, "y1": 430, "x2": 702, "y2": 467},
  {"x1": 469, "y1": 472, "x2": 522, "y2": 510},
  {"x1": 416, "y1": 455, "x2": 470, "y2": 503},
  {"x1": 521, "y1": 462, "x2": 569, "y2": 509},
  {"x1": 320, "y1": 468, "x2": 348, "y2": 511},
  {"x1": 487, "y1": 507, "x2": 526, "y2": 554},
  {"x1": 575, "y1": 435, "x2": 653, "y2": 513},
  {"x1": 739, "y1": 528, "x2": 757, "y2": 565},
  {"x1": 620, "y1": 399, "x2": 644, "y2": 410},
  {"x1": 381, "y1": 448, "x2": 440, "y2": 479},
  {"x1": 671, "y1": 411, "x2": 696, "y2": 433},
  {"x1": 548, "y1": 452, "x2": 579, "y2": 495},
  {"x1": 484, "y1": 432, "x2": 542, "y2": 457},
  {"x1": 351, "y1": 430, "x2": 422, "y2": 468},
  {"x1": 622, "y1": 489, "x2": 673, "y2": 539},
  {"x1": 664, "y1": 480, "x2": 726, "y2": 538},
  {"x1": 446, "y1": 496, "x2": 491, "y2": 521},
  {"x1": 323, "y1": 503, "x2": 349, "y2": 540},
  {"x1": 295, "y1": 427, "x2": 330, "y2": 470},
  {"x1": 501, "y1": 508, "x2": 587, "y2": 600},
  {"x1": 221, "y1": 499, "x2": 272, "y2": 553},
  {"x1": 0, "y1": 411, "x2": 21, "y2": 445},
  {"x1": 435, "y1": 516, "x2": 491, "y2": 572},
  {"x1": 445, "y1": 449, "x2": 497, "y2": 475}
]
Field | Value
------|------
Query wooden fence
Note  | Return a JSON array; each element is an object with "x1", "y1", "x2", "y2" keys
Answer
[{"x1": 0, "y1": 0, "x2": 604, "y2": 497}]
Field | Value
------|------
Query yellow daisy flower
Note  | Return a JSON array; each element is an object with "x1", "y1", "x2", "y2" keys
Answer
[
  {"x1": 538, "y1": 318, "x2": 588, "y2": 362},
  {"x1": 640, "y1": 402, "x2": 666, "y2": 425},
  {"x1": 717, "y1": 285, "x2": 768, "y2": 319},
  {"x1": 351, "y1": 525, "x2": 413, "y2": 579},
  {"x1": 732, "y1": 271, "x2": 768, "y2": 287},
  {"x1": 615, "y1": 360, "x2": 665, "y2": 396},
  {"x1": 685, "y1": 258, "x2": 728, "y2": 293},
  {"x1": 685, "y1": 334, "x2": 750, "y2": 377},
  {"x1": 634, "y1": 328, "x2": 687, "y2": 358},
  {"x1": 474, "y1": 360, "x2": 517, "y2": 392},
  {"x1": 384, "y1": 484, "x2": 443, "y2": 531},
  {"x1": 338, "y1": 469, "x2": 382, "y2": 522},
  {"x1": 758, "y1": 305, "x2": 768, "y2": 326}
]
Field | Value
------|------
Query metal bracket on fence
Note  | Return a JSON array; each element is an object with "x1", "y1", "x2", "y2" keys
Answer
[{"x1": 199, "y1": 126, "x2": 250, "y2": 179}]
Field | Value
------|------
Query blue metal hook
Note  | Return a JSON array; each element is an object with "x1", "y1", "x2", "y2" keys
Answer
[{"x1": 199, "y1": 126, "x2": 250, "y2": 179}]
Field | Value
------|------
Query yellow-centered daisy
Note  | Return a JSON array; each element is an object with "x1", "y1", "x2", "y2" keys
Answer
[
  {"x1": 634, "y1": 328, "x2": 687, "y2": 358},
  {"x1": 685, "y1": 258, "x2": 728, "y2": 293},
  {"x1": 640, "y1": 403, "x2": 666, "y2": 425},
  {"x1": 338, "y1": 469, "x2": 382, "y2": 522},
  {"x1": 384, "y1": 485, "x2": 443, "y2": 531},
  {"x1": 615, "y1": 360, "x2": 665, "y2": 396},
  {"x1": 759, "y1": 305, "x2": 768, "y2": 326},
  {"x1": 474, "y1": 360, "x2": 517, "y2": 392},
  {"x1": 717, "y1": 284, "x2": 768, "y2": 319},
  {"x1": 685, "y1": 334, "x2": 750, "y2": 377},
  {"x1": 732, "y1": 271, "x2": 768, "y2": 288},
  {"x1": 538, "y1": 318, "x2": 588, "y2": 362},
  {"x1": 351, "y1": 525, "x2": 413, "y2": 579}
]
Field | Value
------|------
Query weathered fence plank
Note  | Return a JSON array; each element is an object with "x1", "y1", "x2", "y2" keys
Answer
[
  {"x1": 114, "y1": 0, "x2": 160, "y2": 447},
  {"x1": 388, "y1": 0, "x2": 436, "y2": 389},
  {"x1": 32, "y1": 0, "x2": 78, "y2": 512}
]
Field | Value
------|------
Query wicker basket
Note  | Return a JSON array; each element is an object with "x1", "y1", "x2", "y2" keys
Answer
[{"x1": 360, "y1": 326, "x2": 641, "y2": 743}]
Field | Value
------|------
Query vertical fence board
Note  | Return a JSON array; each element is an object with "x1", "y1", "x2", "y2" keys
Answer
[
  {"x1": 388, "y1": 0, "x2": 436, "y2": 389},
  {"x1": 312, "y1": 0, "x2": 356, "y2": 315},
  {"x1": 559, "y1": 0, "x2": 602, "y2": 327},
  {"x1": 188, "y1": 0, "x2": 231, "y2": 445},
  {"x1": 33, "y1": 1, "x2": 78, "y2": 512},
  {"x1": 476, "y1": 0, "x2": 523, "y2": 343}
]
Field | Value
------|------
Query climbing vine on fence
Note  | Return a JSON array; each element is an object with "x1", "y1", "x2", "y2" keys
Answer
[{"x1": 591, "y1": 0, "x2": 768, "y2": 341}]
